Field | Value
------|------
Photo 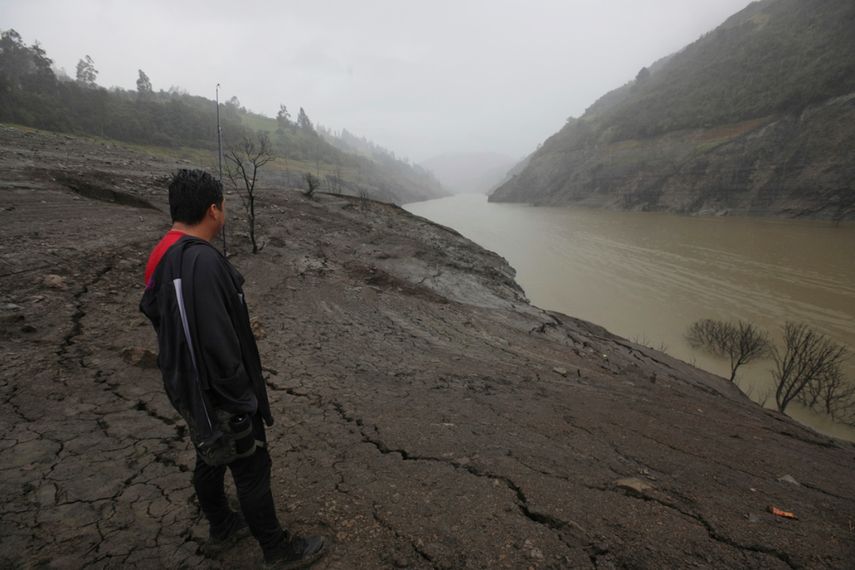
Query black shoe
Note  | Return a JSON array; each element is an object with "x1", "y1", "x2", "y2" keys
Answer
[
  {"x1": 203, "y1": 513, "x2": 251, "y2": 555},
  {"x1": 263, "y1": 534, "x2": 328, "y2": 569}
]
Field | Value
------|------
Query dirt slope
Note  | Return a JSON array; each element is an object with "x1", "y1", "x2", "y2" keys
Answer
[{"x1": 1, "y1": 125, "x2": 854, "y2": 569}]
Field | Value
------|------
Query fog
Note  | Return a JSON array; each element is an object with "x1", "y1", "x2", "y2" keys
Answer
[{"x1": 2, "y1": 0, "x2": 754, "y2": 162}]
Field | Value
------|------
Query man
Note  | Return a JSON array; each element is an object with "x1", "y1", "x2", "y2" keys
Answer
[{"x1": 140, "y1": 169, "x2": 326, "y2": 568}]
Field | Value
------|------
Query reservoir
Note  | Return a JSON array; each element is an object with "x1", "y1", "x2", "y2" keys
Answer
[{"x1": 404, "y1": 193, "x2": 855, "y2": 441}]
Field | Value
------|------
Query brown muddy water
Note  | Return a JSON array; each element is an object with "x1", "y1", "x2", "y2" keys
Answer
[{"x1": 405, "y1": 193, "x2": 855, "y2": 441}]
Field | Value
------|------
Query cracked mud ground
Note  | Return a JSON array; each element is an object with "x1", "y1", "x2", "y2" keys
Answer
[{"x1": 1, "y1": 125, "x2": 854, "y2": 569}]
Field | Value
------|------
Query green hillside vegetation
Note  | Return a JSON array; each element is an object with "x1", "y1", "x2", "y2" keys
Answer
[
  {"x1": 588, "y1": 0, "x2": 855, "y2": 141},
  {"x1": 491, "y1": 0, "x2": 855, "y2": 220},
  {"x1": 0, "y1": 29, "x2": 445, "y2": 204}
]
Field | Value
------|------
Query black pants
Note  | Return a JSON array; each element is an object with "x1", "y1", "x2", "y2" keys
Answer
[{"x1": 192, "y1": 417, "x2": 286, "y2": 552}]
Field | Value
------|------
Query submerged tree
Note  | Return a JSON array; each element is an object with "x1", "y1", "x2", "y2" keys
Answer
[
  {"x1": 772, "y1": 322, "x2": 848, "y2": 414},
  {"x1": 686, "y1": 318, "x2": 771, "y2": 382},
  {"x1": 798, "y1": 366, "x2": 855, "y2": 423},
  {"x1": 225, "y1": 133, "x2": 272, "y2": 254}
]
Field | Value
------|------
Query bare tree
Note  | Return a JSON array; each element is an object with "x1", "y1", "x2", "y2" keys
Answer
[
  {"x1": 799, "y1": 366, "x2": 855, "y2": 423},
  {"x1": 225, "y1": 133, "x2": 272, "y2": 254},
  {"x1": 772, "y1": 322, "x2": 848, "y2": 414},
  {"x1": 358, "y1": 188, "x2": 370, "y2": 210},
  {"x1": 686, "y1": 319, "x2": 771, "y2": 382},
  {"x1": 334, "y1": 165, "x2": 343, "y2": 194},
  {"x1": 304, "y1": 173, "x2": 320, "y2": 198},
  {"x1": 686, "y1": 319, "x2": 725, "y2": 350}
]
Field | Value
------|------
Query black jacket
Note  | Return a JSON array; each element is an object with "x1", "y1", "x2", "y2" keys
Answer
[{"x1": 139, "y1": 236, "x2": 273, "y2": 447}]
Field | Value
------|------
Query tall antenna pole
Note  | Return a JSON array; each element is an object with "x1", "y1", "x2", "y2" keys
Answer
[{"x1": 216, "y1": 83, "x2": 227, "y2": 257}]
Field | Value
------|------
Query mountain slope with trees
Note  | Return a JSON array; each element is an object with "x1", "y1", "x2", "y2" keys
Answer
[
  {"x1": 490, "y1": 0, "x2": 855, "y2": 220},
  {"x1": 317, "y1": 126, "x2": 446, "y2": 203},
  {"x1": 0, "y1": 29, "x2": 445, "y2": 204}
]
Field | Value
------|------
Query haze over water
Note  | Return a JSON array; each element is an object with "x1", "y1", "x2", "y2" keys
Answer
[{"x1": 405, "y1": 194, "x2": 855, "y2": 441}]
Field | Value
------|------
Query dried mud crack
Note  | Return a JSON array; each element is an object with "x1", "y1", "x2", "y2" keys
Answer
[{"x1": 1, "y1": 126, "x2": 854, "y2": 569}]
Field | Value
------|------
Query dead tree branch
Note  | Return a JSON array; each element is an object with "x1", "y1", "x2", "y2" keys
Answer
[{"x1": 225, "y1": 133, "x2": 272, "y2": 254}]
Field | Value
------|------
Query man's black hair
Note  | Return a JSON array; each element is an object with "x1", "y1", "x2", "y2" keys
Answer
[{"x1": 168, "y1": 169, "x2": 224, "y2": 225}]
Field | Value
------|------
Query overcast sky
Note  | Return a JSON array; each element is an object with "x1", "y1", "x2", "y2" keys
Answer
[{"x1": 3, "y1": 0, "x2": 754, "y2": 162}]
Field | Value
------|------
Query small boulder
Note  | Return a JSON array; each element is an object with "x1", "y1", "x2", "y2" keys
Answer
[
  {"x1": 553, "y1": 367, "x2": 568, "y2": 377},
  {"x1": 251, "y1": 317, "x2": 266, "y2": 340},
  {"x1": 615, "y1": 477, "x2": 655, "y2": 496},
  {"x1": 43, "y1": 274, "x2": 67, "y2": 290},
  {"x1": 121, "y1": 347, "x2": 158, "y2": 369},
  {"x1": 777, "y1": 474, "x2": 800, "y2": 486}
]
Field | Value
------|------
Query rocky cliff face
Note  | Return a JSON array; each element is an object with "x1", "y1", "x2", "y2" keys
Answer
[
  {"x1": 2, "y1": 125, "x2": 854, "y2": 568},
  {"x1": 491, "y1": 0, "x2": 855, "y2": 220}
]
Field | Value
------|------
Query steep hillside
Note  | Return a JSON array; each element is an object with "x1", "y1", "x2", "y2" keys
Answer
[
  {"x1": 490, "y1": 0, "x2": 855, "y2": 219},
  {"x1": 317, "y1": 127, "x2": 448, "y2": 203}
]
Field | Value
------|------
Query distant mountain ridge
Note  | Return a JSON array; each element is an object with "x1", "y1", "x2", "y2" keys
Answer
[
  {"x1": 420, "y1": 152, "x2": 517, "y2": 195},
  {"x1": 490, "y1": 0, "x2": 855, "y2": 220}
]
